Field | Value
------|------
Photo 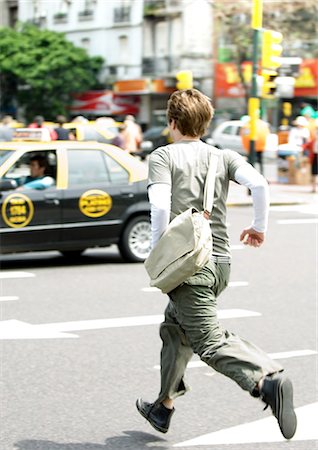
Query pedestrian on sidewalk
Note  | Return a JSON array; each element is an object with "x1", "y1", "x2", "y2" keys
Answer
[
  {"x1": 122, "y1": 115, "x2": 143, "y2": 154},
  {"x1": 240, "y1": 115, "x2": 270, "y2": 175},
  {"x1": 136, "y1": 89, "x2": 297, "y2": 440},
  {"x1": 303, "y1": 119, "x2": 318, "y2": 193}
]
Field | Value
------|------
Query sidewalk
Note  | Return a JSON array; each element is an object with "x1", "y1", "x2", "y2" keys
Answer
[{"x1": 227, "y1": 181, "x2": 317, "y2": 207}]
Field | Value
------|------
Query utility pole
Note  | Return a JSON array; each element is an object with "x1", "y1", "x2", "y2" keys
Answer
[{"x1": 248, "y1": 0, "x2": 263, "y2": 167}]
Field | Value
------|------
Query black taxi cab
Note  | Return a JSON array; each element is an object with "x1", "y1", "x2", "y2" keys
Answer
[{"x1": 0, "y1": 129, "x2": 151, "y2": 262}]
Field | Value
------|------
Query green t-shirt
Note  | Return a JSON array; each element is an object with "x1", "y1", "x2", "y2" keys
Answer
[{"x1": 148, "y1": 140, "x2": 248, "y2": 256}]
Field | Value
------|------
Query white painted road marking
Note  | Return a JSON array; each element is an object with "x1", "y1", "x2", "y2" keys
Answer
[
  {"x1": 228, "y1": 281, "x2": 249, "y2": 287},
  {"x1": 0, "y1": 309, "x2": 260, "y2": 340},
  {"x1": 271, "y1": 204, "x2": 318, "y2": 215},
  {"x1": 277, "y1": 218, "x2": 318, "y2": 225},
  {"x1": 142, "y1": 282, "x2": 248, "y2": 292},
  {"x1": 0, "y1": 271, "x2": 35, "y2": 279},
  {"x1": 230, "y1": 245, "x2": 245, "y2": 250},
  {"x1": 269, "y1": 349, "x2": 317, "y2": 359},
  {"x1": 174, "y1": 402, "x2": 318, "y2": 446},
  {"x1": 0, "y1": 296, "x2": 19, "y2": 302},
  {"x1": 153, "y1": 349, "x2": 317, "y2": 370}
]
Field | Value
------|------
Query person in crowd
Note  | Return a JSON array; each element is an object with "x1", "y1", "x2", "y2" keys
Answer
[
  {"x1": 0, "y1": 115, "x2": 14, "y2": 141},
  {"x1": 18, "y1": 154, "x2": 54, "y2": 190},
  {"x1": 54, "y1": 115, "x2": 72, "y2": 140},
  {"x1": 28, "y1": 115, "x2": 57, "y2": 140},
  {"x1": 136, "y1": 89, "x2": 297, "y2": 441},
  {"x1": 122, "y1": 115, "x2": 143, "y2": 154},
  {"x1": 288, "y1": 116, "x2": 310, "y2": 149},
  {"x1": 303, "y1": 119, "x2": 318, "y2": 193},
  {"x1": 300, "y1": 105, "x2": 317, "y2": 140},
  {"x1": 240, "y1": 115, "x2": 270, "y2": 175},
  {"x1": 111, "y1": 124, "x2": 126, "y2": 149}
]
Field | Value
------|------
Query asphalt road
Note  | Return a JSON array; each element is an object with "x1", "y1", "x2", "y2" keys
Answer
[{"x1": 0, "y1": 204, "x2": 317, "y2": 450}]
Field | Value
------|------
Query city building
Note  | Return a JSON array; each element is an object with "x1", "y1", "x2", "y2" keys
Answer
[
  {"x1": 1, "y1": 0, "x2": 316, "y2": 126},
  {"x1": 13, "y1": 0, "x2": 214, "y2": 126},
  {"x1": 0, "y1": 0, "x2": 18, "y2": 27}
]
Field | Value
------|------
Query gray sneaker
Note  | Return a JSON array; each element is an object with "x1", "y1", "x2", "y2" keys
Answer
[{"x1": 260, "y1": 373, "x2": 297, "y2": 439}]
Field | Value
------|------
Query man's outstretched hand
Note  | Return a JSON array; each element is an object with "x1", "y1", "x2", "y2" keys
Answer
[{"x1": 240, "y1": 227, "x2": 265, "y2": 247}]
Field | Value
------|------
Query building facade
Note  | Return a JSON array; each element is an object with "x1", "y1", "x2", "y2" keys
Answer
[
  {"x1": 12, "y1": 0, "x2": 214, "y2": 126},
  {"x1": 0, "y1": 0, "x2": 18, "y2": 27}
]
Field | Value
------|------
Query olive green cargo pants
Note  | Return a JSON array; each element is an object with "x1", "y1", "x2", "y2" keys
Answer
[{"x1": 156, "y1": 260, "x2": 282, "y2": 403}]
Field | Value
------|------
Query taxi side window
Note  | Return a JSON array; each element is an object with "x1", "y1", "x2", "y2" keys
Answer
[
  {"x1": 4, "y1": 151, "x2": 57, "y2": 185},
  {"x1": 67, "y1": 149, "x2": 111, "y2": 186},
  {"x1": 103, "y1": 153, "x2": 129, "y2": 184}
]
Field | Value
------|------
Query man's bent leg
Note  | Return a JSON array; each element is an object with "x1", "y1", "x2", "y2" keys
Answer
[
  {"x1": 136, "y1": 300, "x2": 192, "y2": 433},
  {"x1": 157, "y1": 300, "x2": 193, "y2": 404},
  {"x1": 170, "y1": 263, "x2": 283, "y2": 394}
]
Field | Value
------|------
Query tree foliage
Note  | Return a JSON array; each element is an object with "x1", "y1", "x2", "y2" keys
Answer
[
  {"x1": 0, "y1": 23, "x2": 104, "y2": 120},
  {"x1": 213, "y1": 0, "x2": 318, "y2": 65},
  {"x1": 211, "y1": 0, "x2": 318, "y2": 105}
]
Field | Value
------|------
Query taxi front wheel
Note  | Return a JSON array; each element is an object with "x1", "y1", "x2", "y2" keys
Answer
[{"x1": 118, "y1": 215, "x2": 151, "y2": 263}]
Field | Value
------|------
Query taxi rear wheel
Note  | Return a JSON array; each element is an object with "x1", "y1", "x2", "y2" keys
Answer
[{"x1": 118, "y1": 215, "x2": 151, "y2": 262}]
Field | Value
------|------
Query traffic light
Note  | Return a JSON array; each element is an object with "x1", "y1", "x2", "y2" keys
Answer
[
  {"x1": 262, "y1": 29, "x2": 283, "y2": 73},
  {"x1": 261, "y1": 73, "x2": 277, "y2": 98},
  {"x1": 176, "y1": 70, "x2": 193, "y2": 90},
  {"x1": 282, "y1": 102, "x2": 292, "y2": 117}
]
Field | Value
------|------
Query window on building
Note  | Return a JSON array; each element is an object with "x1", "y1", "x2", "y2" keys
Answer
[
  {"x1": 81, "y1": 38, "x2": 90, "y2": 51},
  {"x1": 8, "y1": 2, "x2": 18, "y2": 28},
  {"x1": 114, "y1": 5, "x2": 131, "y2": 23},
  {"x1": 78, "y1": 0, "x2": 95, "y2": 19},
  {"x1": 119, "y1": 35, "x2": 129, "y2": 64}
]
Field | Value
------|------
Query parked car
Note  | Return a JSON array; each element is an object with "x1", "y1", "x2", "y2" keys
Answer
[
  {"x1": 139, "y1": 126, "x2": 172, "y2": 159},
  {"x1": 209, "y1": 120, "x2": 247, "y2": 155},
  {"x1": 0, "y1": 130, "x2": 151, "y2": 261},
  {"x1": 209, "y1": 120, "x2": 279, "y2": 159}
]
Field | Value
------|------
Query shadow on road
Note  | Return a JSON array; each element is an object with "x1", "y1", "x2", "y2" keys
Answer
[
  {"x1": 0, "y1": 248, "x2": 138, "y2": 270},
  {"x1": 15, "y1": 430, "x2": 170, "y2": 450}
]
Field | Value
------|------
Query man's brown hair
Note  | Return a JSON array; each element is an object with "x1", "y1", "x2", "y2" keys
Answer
[{"x1": 167, "y1": 89, "x2": 214, "y2": 137}]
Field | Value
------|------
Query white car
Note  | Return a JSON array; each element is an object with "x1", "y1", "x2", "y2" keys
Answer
[
  {"x1": 209, "y1": 120, "x2": 246, "y2": 155},
  {"x1": 208, "y1": 120, "x2": 278, "y2": 159}
]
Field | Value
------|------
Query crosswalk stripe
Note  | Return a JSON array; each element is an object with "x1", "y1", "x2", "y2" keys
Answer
[
  {"x1": 0, "y1": 309, "x2": 261, "y2": 340},
  {"x1": 153, "y1": 349, "x2": 317, "y2": 370},
  {"x1": 277, "y1": 218, "x2": 318, "y2": 224},
  {"x1": 0, "y1": 296, "x2": 19, "y2": 302},
  {"x1": 174, "y1": 402, "x2": 318, "y2": 446},
  {"x1": 271, "y1": 204, "x2": 318, "y2": 214},
  {"x1": 0, "y1": 272, "x2": 35, "y2": 279}
]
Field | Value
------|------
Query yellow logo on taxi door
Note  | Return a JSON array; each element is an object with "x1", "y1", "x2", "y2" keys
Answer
[
  {"x1": 79, "y1": 189, "x2": 112, "y2": 218},
  {"x1": 2, "y1": 193, "x2": 34, "y2": 228}
]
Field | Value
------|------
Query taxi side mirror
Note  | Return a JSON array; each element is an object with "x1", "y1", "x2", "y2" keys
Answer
[{"x1": 0, "y1": 179, "x2": 18, "y2": 191}]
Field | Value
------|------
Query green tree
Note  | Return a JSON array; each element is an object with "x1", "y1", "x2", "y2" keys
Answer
[{"x1": 0, "y1": 23, "x2": 104, "y2": 121}]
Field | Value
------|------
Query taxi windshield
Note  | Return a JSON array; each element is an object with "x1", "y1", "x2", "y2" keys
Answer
[{"x1": 0, "y1": 150, "x2": 14, "y2": 165}]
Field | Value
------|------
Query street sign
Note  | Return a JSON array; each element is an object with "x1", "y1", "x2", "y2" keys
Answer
[
  {"x1": 278, "y1": 57, "x2": 302, "y2": 77},
  {"x1": 275, "y1": 76, "x2": 295, "y2": 98}
]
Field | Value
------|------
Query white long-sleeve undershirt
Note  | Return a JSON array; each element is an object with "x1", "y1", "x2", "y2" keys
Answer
[
  {"x1": 234, "y1": 164, "x2": 269, "y2": 233},
  {"x1": 148, "y1": 163, "x2": 269, "y2": 248}
]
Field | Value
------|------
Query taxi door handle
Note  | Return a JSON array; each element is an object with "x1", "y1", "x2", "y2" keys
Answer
[
  {"x1": 120, "y1": 189, "x2": 134, "y2": 198},
  {"x1": 44, "y1": 193, "x2": 60, "y2": 205}
]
